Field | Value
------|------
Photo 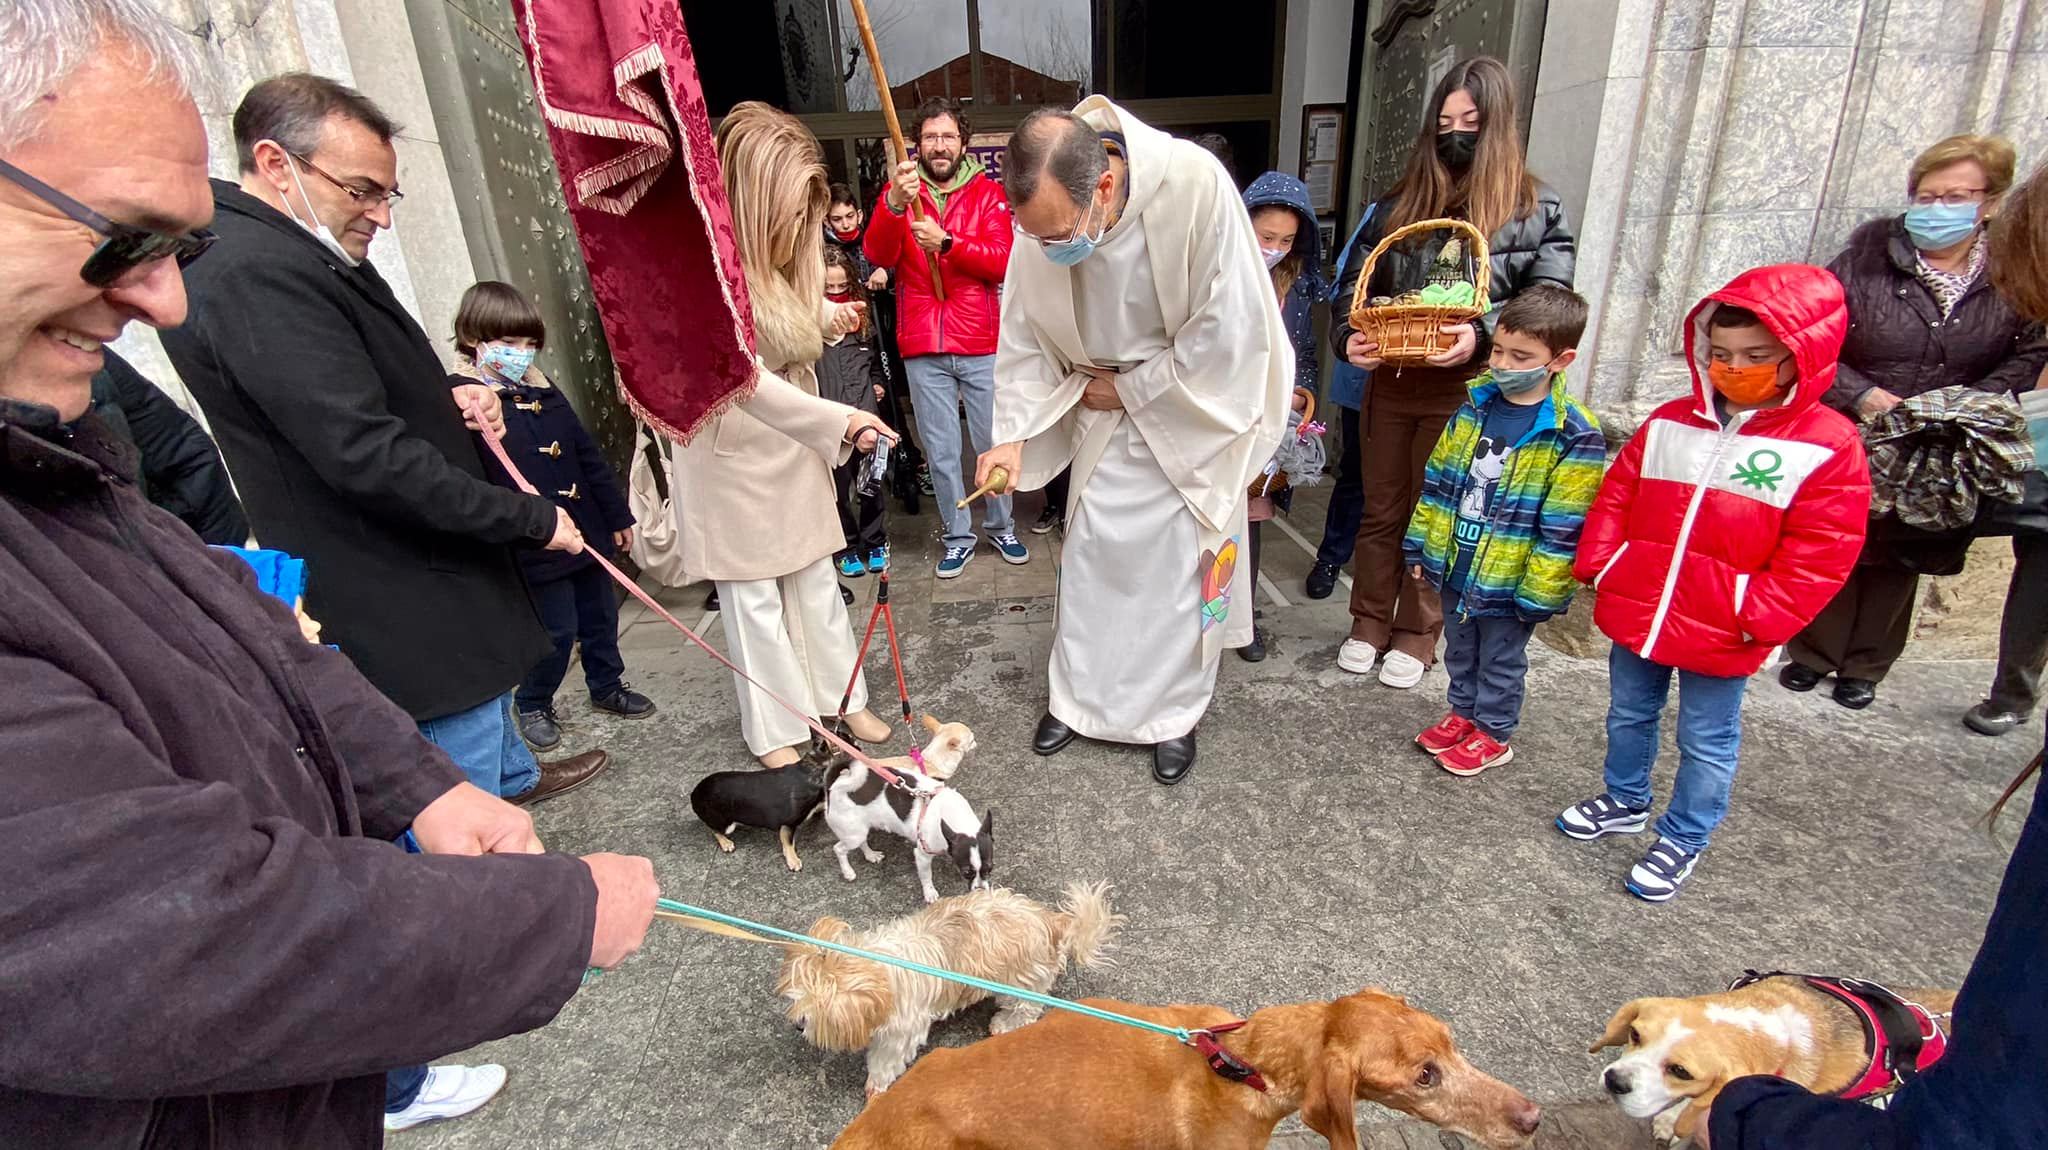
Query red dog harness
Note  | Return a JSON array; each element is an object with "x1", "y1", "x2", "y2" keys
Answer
[
  {"x1": 1727, "y1": 970, "x2": 1950, "y2": 1101},
  {"x1": 1190, "y1": 1020, "x2": 1268, "y2": 1093}
]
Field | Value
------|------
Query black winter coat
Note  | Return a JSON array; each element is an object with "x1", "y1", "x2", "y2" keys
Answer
[
  {"x1": 161, "y1": 181, "x2": 555, "y2": 720},
  {"x1": 0, "y1": 399, "x2": 593, "y2": 1150},
  {"x1": 89, "y1": 348, "x2": 249, "y2": 546},
  {"x1": 1825, "y1": 217, "x2": 2047, "y2": 414},
  {"x1": 460, "y1": 370, "x2": 633, "y2": 585},
  {"x1": 817, "y1": 333, "x2": 884, "y2": 417},
  {"x1": 1333, "y1": 182, "x2": 1576, "y2": 359}
]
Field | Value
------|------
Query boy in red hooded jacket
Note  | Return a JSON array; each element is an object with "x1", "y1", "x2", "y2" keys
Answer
[{"x1": 1556, "y1": 265, "x2": 1872, "y2": 901}]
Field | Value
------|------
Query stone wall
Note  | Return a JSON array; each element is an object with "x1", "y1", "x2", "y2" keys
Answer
[
  {"x1": 1533, "y1": 0, "x2": 2048, "y2": 432},
  {"x1": 120, "y1": 0, "x2": 474, "y2": 418}
]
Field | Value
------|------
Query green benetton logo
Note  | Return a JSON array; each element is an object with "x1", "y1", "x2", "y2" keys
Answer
[{"x1": 1731, "y1": 448, "x2": 1784, "y2": 491}]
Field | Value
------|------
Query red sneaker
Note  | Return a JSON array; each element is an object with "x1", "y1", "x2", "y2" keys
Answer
[
  {"x1": 1416, "y1": 713, "x2": 1476, "y2": 755},
  {"x1": 1437, "y1": 731, "x2": 1514, "y2": 776}
]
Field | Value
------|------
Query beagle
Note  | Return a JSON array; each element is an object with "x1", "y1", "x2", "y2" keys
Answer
[{"x1": 1593, "y1": 972, "x2": 1956, "y2": 1143}]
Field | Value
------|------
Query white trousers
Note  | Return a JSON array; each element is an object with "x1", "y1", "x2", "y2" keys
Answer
[
  {"x1": 716, "y1": 557, "x2": 869, "y2": 755},
  {"x1": 1050, "y1": 421, "x2": 1237, "y2": 744}
]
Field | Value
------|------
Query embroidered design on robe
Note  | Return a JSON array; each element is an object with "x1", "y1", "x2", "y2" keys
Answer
[{"x1": 1200, "y1": 537, "x2": 1238, "y2": 632}]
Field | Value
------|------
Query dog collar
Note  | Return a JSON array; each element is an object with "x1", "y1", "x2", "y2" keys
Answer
[
  {"x1": 911, "y1": 785, "x2": 949, "y2": 857},
  {"x1": 907, "y1": 745, "x2": 926, "y2": 773},
  {"x1": 1190, "y1": 1020, "x2": 1268, "y2": 1093},
  {"x1": 1726, "y1": 970, "x2": 1949, "y2": 1101}
]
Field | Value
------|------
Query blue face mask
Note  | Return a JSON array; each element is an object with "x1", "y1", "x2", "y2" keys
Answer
[
  {"x1": 480, "y1": 343, "x2": 537, "y2": 383},
  {"x1": 1904, "y1": 201, "x2": 1980, "y2": 251},
  {"x1": 1041, "y1": 196, "x2": 1104, "y2": 267},
  {"x1": 1490, "y1": 363, "x2": 1553, "y2": 396}
]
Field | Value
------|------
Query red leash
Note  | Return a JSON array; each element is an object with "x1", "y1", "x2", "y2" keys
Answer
[
  {"x1": 836, "y1": 571, "x2": 912, "y2": 731},
  {"x1": 466, "y1": 399, "x2": 907, "y2": 786}
]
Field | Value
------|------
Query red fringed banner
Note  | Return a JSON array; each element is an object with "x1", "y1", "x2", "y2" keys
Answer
[{"x1": 511, "y1": 0, "x2": 755, "y2": 441}]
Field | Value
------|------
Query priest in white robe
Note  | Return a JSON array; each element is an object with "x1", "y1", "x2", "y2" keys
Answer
[{"x1": 975, "y1": 100, "x2": 1291, "y2": 784}]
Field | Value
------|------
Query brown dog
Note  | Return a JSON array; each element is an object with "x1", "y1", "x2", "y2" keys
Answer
[
  {"x1": 832, "y1": 988, "x2": 1540, "y2": 1150},
  {"x1": 1592, "y1": 975, "x2": 1957, "y2": 1143}
]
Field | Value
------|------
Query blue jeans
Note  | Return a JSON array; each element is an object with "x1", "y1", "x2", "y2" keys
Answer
[
  {"x1": 386, "y1": 1063, "x2": 428, "y2": 1112},
  {"x1": 1443, "y1": 612, "x2": 1535, "y2": 738},
  {"x1": 416, "y1": 689, "x2": 539, "y2": 799},
  {"x1": 1601, "y1": 644, "x2": 1747, "y2": 853},
  {"x1": 904, "y1": 353, "x2": 1011, "y2": 550},
  {"x1": 1314, "y1": 406, "x2": 1366, "y2": 568}
]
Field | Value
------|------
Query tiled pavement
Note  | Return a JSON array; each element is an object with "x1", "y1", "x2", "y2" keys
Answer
[{"x1": 403, "y1": 481, "x2": 2033, "y2": 1150}]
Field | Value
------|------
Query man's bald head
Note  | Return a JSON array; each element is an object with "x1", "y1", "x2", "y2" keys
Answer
[
  {"x1": 1004, "y1": 109, "x2": 1106, "y2": 216},
  {"x1": 1005, "y1": 108, "x2": 1113, "y2": 249}
]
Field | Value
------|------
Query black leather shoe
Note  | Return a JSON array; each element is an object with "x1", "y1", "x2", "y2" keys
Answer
[
  {"x1": 1778, "y1": 662, "x2": 1823, "y2": 693},
  {"x1": 840, "y1": 583, "x2": 856, "y2": 606},
  {"x1": 1153, "y1": 731, "x2": 1196, "y2": 785},
  {"x1": 1237, "y1": 628, "x2": 1268, "y2": 662},
  {"x1": 1833, "y1": 677, "x2": 1877, "y2": 710},
  {"x1": 516, "y1": 706, "x2": 562, "y2": 751},
  {"x1": 1305, "y1": 561, "x2": 1339, "y2": 600},
  {"x1": 1032, "y1": 712, "x2": 1076, "y2": 756},
  {"x1": 704, "y1": 587, "x2": 720, "y2": 612},
  {"x1": 592, "y1": 683, "x2": 656, "y2": 718}
]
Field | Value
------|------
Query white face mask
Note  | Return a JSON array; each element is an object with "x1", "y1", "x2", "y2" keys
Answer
[
  {"x1": 278, "y1": 148, "x2": 362, "y2": 268},
  {"x1": 1260, "y1": 247, "x2": 1288, "y2": 270}
]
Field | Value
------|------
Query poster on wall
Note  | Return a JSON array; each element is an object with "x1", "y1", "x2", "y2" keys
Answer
[{"x1": 1299, "y1": 104, "x2": 1345, "y2": 217}]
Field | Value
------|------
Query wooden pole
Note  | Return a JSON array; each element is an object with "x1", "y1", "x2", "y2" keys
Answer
[{"x1": 847, "y1": 0, "x2": 946, "y2": 301}]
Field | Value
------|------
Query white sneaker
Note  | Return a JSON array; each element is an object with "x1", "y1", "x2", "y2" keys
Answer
[
  {"x1": 1378, "y1": 650, "x2": 1427, "y2": 689},
  {"x1": 1337, "y1": 639, "x2": 1379, "y2": 674},
  {"x1": 384, "y1": 1064, "x2": 508, "y2": 1132}
]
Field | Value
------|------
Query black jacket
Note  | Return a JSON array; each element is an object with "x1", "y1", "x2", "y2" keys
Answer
[
  {"x1": 161, "y1": 181, "x2": 554, "y2": 720},
  {"x1": 461, "y1": 370, "x2": 633, "y2": 585},
  {"x1": 0, "y1": 400, "x2": 593, "y2": 1149},
  {"x1": 1825, "y1": 217, "x2": 2047, "y2": 414},
  {"x1": 1710, "y1": 724, "x2": 2048, "y2": 1149},
  {"x1": 817, "y1": 333, "x2": 884, "y2": 417},
  {"x1": 1333, "y1": 182, "x2": 1576, "y2": 359},
  {"x1": 90, "y1": 349, "x2": 249, "y2": 546}
]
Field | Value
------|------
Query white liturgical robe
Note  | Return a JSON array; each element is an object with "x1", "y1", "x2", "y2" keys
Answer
[{"x1": 992, "y1": 97, "x2": 1292, "y2": 743}]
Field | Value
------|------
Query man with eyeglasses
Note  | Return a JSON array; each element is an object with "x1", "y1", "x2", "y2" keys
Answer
[
  {"x1": 972, "y1": 102, "x2": 1291, "y2": 786},
  {"x1": 160, "y1": 74, "x2": 615, "y2": 818},
  {"x1": 0, "y1": 3, "x2": 656, "y2": 1147},
  {"x1": 863, "y1": 96, "x2": 1027, "y2": 578}
]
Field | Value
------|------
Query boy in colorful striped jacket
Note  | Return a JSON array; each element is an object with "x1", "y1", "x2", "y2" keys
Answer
[{"x1": 1403, "y1": 285, "x2": 1606, "y2": 777}]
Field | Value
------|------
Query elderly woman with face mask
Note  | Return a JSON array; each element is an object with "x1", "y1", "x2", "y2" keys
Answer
[{"x1": 1781, "y1": 134, "x2": 2048, "y2": 713}]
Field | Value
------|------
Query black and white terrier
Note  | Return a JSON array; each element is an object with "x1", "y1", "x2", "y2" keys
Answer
[{"x1": 824, "y1": 718, "x2": 990, "y2": 903}]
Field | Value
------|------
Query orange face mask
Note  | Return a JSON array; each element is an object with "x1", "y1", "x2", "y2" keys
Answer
[{"x1": 1708, "y1": 359, "x2": 1790, "y2": 405}]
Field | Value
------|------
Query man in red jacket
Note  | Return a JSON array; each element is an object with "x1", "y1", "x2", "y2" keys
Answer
[
  {"x1": 1555, "y1": 265, "x2": 1871, "y2": 902},
  {"x1": 865, "y1": 97, "x2": 1028, "y2": 577}
]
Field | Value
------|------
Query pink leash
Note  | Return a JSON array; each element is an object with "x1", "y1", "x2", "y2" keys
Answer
[{"x1": 466, "y1": 399, "x2": 907, "y2": 786}]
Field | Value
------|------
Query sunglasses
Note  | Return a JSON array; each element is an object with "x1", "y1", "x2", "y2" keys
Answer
[{"x1": 0, "y1": 158, "x2": 216, "y2": 288}]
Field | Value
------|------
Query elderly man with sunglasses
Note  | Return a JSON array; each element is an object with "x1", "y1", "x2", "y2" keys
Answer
[{"x1": 0, "y1": 3, "x2": 658, "y2": 1146}]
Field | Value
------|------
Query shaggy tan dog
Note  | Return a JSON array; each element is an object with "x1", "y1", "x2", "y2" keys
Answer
[{"x1": 776, "y1": 882, "x2": 1122, "y2": 1094}]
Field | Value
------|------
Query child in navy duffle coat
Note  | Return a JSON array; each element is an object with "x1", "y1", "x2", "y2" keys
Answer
[{"x1": 452, "y1": 281, "x2": 653, "y2": 751}]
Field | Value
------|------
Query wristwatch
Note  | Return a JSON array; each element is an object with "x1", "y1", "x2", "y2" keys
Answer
[{"x1": 939, "y1": 233, "x2": 954, "y2": 255}]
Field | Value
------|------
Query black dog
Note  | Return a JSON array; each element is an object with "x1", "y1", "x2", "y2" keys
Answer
[{"x1": 690, "y1": 741, "x2": 849, "y2": 872}]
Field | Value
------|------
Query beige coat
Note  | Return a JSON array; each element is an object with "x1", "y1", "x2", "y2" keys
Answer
[{"x1": 668, "y1": 342, "x2": 854, "y2": 585}]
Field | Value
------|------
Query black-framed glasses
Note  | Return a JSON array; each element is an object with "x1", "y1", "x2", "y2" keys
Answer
[
  {"x1": 291, "y1": 152, "x2": 404, "y2": 208},
  {"x1": 0, "y1": 158, "x2": 216, "y2": 287}
]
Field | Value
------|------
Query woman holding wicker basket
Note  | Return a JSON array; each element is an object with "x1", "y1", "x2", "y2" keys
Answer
[{"x1": 1328, "y1": 56, "x2": 1576, "y2": 689}]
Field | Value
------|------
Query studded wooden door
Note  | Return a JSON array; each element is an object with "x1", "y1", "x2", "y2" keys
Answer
[
  {"x1": 1362, "y1": 0, "x2": 1548, "y2": 203},
  {"x1": 405, "y1": 0, "x2": 630, "y2": 469}
]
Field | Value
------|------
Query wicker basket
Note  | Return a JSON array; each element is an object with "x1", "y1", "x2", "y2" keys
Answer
[
  {"x1": 1347, "y1": 217, "x2": 1492, "y2": 365},
  {"x1": 1249, "y1": 387, "x2": 1319, "y2": 501}
]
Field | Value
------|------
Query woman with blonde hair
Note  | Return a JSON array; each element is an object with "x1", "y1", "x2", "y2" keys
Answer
[
  {"x1": 1780, "y1": 133, "x2": 2047, "y2": 715},
  {"x1": 670, "y1": 102, "x2": 896, "y2": 767}
]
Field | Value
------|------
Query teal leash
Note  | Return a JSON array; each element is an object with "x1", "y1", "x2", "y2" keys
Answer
[{"x1": 624, "y1": 895, "x2": 1197, "y2": 1046}]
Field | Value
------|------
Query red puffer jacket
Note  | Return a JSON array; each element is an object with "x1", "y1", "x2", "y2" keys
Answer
[
  {"x1": 1573, "y1": 264, "x2": 1872, "y2": 678},
  {"x1": 864, "y1": 170, "x2": 1012, "y2": 358}
]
